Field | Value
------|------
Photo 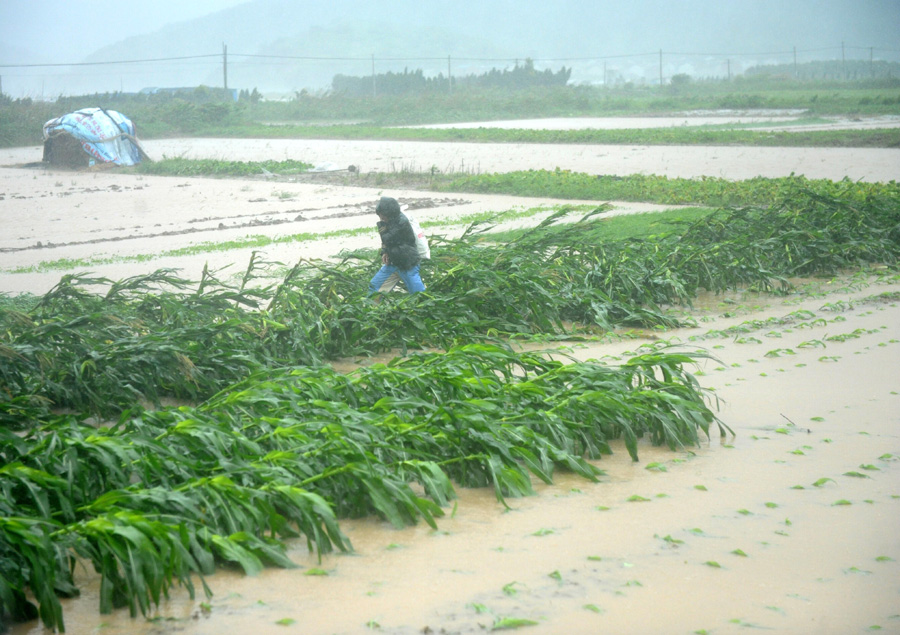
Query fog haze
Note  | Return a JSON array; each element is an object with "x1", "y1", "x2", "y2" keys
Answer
[{"x1": 1, "y1": 0, "x2": 898, "y2": 98}]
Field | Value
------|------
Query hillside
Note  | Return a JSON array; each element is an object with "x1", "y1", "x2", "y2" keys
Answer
[{"x1": 23, "y1": 0, "x2": 900, "y2": 96}]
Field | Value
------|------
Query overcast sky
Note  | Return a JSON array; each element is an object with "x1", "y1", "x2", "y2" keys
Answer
[
  {"x1": 2, "y1": 0, "x2": 898, "y2": 98},
  {"x1": 0, "y1": 0, "x2": 249, "y2": 62}
]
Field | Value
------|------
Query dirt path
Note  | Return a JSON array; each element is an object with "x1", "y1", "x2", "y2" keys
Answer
[{"x1": 138, "y1": 137, "x2": 900, "y2": 182}]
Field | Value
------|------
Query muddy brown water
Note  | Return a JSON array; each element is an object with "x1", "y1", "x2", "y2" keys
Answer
[
  {"x1": 3, "y1": 123, "x2": 899, "y2": 634},
  {"x1": 10, "y1": 278, "x2": 900, "y2": 635}
]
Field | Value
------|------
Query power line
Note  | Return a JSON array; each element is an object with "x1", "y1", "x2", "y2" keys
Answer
[
  {"x1": 232, "y1": 53, "x2": 379, "y2": 62},
  {"x1": 2, "y1": 46, "x2": 897, "y2": 70},
  {"x1": 0, "y1": 54, "x2": 221, "y2": 69}
]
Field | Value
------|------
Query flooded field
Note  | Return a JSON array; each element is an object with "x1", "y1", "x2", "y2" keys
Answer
[
  {"x1": 2, "y1": 122, "x2": 899, "y2": 634},
  {"x1": 8, "y1": 274, "x2": 900, "y2": 635}
]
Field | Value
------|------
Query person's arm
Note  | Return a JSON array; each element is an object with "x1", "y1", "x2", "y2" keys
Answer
[
  {"x1": 379, "y1": 219, "x2": 406, "y2": 246},
  {"x1": 377, "y1": 221, "x2": 391, "y2": 264}
]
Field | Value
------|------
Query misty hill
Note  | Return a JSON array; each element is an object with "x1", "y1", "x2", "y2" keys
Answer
[
  {"x1": 61, "y1": 0, "x2": 900, "y2": 96},
  {"x1": 81, "y1": 0, "x2": 599, "y2": 94}
]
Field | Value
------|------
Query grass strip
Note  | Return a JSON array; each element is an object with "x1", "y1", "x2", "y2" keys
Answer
[{"x1": 171, "y1": 122, "x2": 900, "y2": 148}]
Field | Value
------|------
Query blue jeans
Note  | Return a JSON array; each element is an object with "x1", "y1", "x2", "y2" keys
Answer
[{"x1": 368, "y1": 264, "x2": 425, "y2": 295}]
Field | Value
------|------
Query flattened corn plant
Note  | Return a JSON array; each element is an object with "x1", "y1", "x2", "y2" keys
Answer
[
  {"x1": 0, "y1": 183, "x2": 897, "y2": 630},
  {"x1": 1, "y1": 186, "x2": 898, "y2": 420},
  {"x1": 1, "y1": 343, "x2": 726, "y2": 632}
]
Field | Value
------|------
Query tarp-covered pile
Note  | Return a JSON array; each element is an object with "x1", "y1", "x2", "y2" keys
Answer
[{"x1": 42, "y1": 107, "x2": 150, "y2": 167}]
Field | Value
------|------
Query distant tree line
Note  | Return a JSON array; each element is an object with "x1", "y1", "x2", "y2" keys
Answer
[
  {"x1": 331, "y1": 58, "x2": 572, "y2": 96},
  {"x1": 39, "y1": 85, "x2": 262, "y2": 108}
]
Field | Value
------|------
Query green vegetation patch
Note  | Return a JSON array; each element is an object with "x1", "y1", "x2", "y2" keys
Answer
[
  {"x1": 135, "y1": 158, "x2": 313, "y2": 178},
  {"x1": 440, "y1": 171, "x2": 899, "y2": 208}
]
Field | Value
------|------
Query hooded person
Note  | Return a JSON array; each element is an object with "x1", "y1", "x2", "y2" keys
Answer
[
  {"x1": 368, "y1": 196, "x2": 426, "y2": 295},
  {"x1": 376, "y1": 205, "x2": 430, "y2": 294}
]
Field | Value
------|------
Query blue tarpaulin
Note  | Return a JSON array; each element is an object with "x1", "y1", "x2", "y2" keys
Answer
[{"x1": 42, "y1": 107, "x2": 148, "y2": 166}]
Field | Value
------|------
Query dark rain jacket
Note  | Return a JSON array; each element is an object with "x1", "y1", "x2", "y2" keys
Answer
[{"x1": 379, "y1": 212, "x2": 421, "y2": 271}]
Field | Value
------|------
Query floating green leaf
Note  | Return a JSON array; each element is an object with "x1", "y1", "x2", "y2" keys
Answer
[
  {"x1": 304, "y1": 568, "x2": 328, "y2": 576},
  {"x1": 491, "y1": 617, "x2": 539, "y2": 631},
  {"x1": 502, "y1": 582, "x2": 519, "y2": 597},
  {"x1": 659, "y1": 534, "x2": 684, "y2": 545}
]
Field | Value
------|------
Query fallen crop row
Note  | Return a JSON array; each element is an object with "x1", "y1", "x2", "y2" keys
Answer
[
  {"x1": 1, "y1": 344, "x2": 723, "y2": 631},
  {"x1": 1, "y1": 185, "x2": 899, "y2": 420}
]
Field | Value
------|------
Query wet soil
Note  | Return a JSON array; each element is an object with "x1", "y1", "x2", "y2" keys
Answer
[{"x1": 3, "y1": 119, "x2": 899, "y2": 634}]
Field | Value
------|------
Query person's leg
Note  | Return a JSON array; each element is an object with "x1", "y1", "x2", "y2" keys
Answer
[
  {"x1": 378, "y1": 271, "x2": 401, "y2": 293},
  {"x1": 398, "y1": 265, "x2": 426, "y2": 293},
  {"x1": 369, "y1": 265, "x2": 398, "y2": 295}
]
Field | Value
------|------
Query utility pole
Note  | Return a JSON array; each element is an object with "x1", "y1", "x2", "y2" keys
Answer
[
  {"x1": 372, "y1": 54, "x2": 376, "y2": 97},
  {"x1": 870, "y1": 46, "x2": 874, "y2": 77},
  {"x1": 841, "y1": 41, "x2": 845, "y2": 80},
  {"x1": 658, "y1": 49, "x2": 663, "y2": 86},
  {"x1": 448, "y1": 55, "x2": 452, "y2": 94},
  {"x1": 223, "y1": 43, "x2": 229, "y2": 101},
  {"x1": 726, "y1": 59, "x2": 731, "y2": 81},
  {"x1": 793, "y1": 46, "x2": 797, "y2": 78}
]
